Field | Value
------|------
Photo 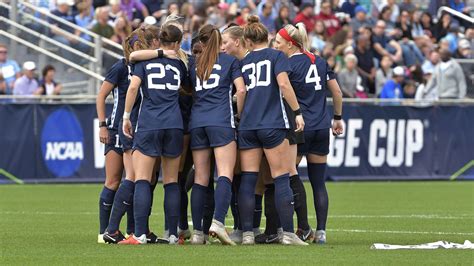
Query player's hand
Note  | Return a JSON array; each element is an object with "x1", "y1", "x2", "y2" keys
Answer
[
  {"x1": 295, "y1": 114, "x2": 305, "y2": 132},
  {"x1": 99, "y1": 127, "x2": 109, "y2": 144},
  {"x1": 332, "y1": 119, "x2": 344, "y2": 136},
  {"x1": 123, "y1": 119, "x2": 133, "y2": 139}
]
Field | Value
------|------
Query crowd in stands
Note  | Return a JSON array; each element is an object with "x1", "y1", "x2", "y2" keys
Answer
[{"x1": 0, "y1": 0, "x2": 472, "y2": 99}]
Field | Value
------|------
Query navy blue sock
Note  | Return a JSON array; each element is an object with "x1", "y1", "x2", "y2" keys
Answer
[
  {"x1": 253, "y1": 194, "x2": 263, "y2": 230},
  {"x1": 147, "y1": 179, "x2": 157, "y2": 234},
  {"x1": 203, "y1": 178, "x2": 215, "y2": 235},
  {"x1": 290, "y1": 174, "x2": 310, "y2": 231},
  {"x1": 99, "y1": 186, "x2": 116, "y2": 234},
  {"x1": 308, "y1": 163, "x2": 328, "y2": 230},
  {"x1": 107, "y1": 180, "x2": 135, "y2": 233},
  {"x1": 274, "y1": 173, "x2": 294, "y2": 233},
  {"x1": 178, "y1": 172, "x2": 189, "y2": 230},
  {"x1": 214, "y1": 176, "x2": 232, "y2": 224},
  {"x1": 164, "y1": 182, "x2": 180, "y2": 237},
  {"x1": 126, "y1": 204, "x2": 134, "y2": 235},
  {"x1": 231, "y1": 174, "x2": 241, "y2": 230},
  {"x1": 264, "y1": 184, "x2": 280, "y2": 235},
  {"x1": 191, "y1": 183, "x2": 207, "y2": 231},
  {"x1": 133, "y1": 180, "x2": 151, "y2": 236},
  {"x1": 238, "y1": 172, "x2": 258, "y2": 232}
]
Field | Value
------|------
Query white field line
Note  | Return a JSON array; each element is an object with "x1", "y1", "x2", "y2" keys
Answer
[{"x1": 326, "y1": 229, "x2": 474, "y2": 236}]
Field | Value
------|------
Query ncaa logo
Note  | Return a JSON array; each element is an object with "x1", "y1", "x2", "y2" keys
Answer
[{"x1": 41, "y1": 108, "x2": 84, "y2": 177}]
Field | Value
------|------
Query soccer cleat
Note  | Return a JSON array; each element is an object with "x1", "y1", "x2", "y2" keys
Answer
[
  {"x1": 103, "y1": 230, "x2": 126, "y2": 244},
  {"x1": 277, "y1": 228, "x2": 283, "y2": 243},
  {"x1": 209, "y1": 219, "x2": 236, "y2": 246},
  {"x1": 178, "y1": 228, "x2": 191, "y2": 240},
  {"x1": 191, "y1": 230, "x2": 206, "y2": 245},
  {"x1": 118, "y1": 234, "x2": 147, "y2": 245},
  {"x1": 282, "y1": 232, "x2": 309, "y2": 246},
  {"x1": 146, "y1": 232, "x2": 159, "y2": 244},
  {"x1": 229, "y1": 229, "x2": 243, "y2": 244},
  {"x1": 314, "y1": 230, "x2": 326, "y2": 244},
  {"x1": 242, "y1": 231, "x2": 255, "y2": 245},
  {"x1": 98, "y1": 234, "x2": 105, "y2": 244},
  {"x1": 255, "y1": 233, "x2": 280, "y2": 244},
  {"x1": 169, "y1": 235, "x2": 179, "y2": 245},
  {"x1": 296, "y1": 228, "x2": 314, "y2": 242}
]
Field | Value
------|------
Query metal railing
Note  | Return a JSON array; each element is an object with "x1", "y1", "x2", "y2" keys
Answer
[{"x1": 437, "y1": 6, "x2": 474, "y2": 24}]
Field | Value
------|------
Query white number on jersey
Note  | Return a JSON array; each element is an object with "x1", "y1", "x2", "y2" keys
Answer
[
  {"x1": 242, "y1": 60, "x2": 271, "y2": 90},
  {"x1": 146, "y1": 63, "x2": 180, "y2": 90},
  {"x1": 195, "y1": 64, "x2": 222, "y2": 91},
  {"x1": 305, "y1": 64, "x2": 322, "y2": 91}
]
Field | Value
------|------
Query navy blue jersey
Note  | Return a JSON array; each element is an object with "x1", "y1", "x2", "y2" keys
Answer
[
  {"x1": 239, "y1": 48, "x2": 290, "y2": 130},
  {"x1": 288, "y1": 54, "x2": 336, "y2": 131},
  {"x1": 189, "y1": 53, "x2": 242, "y2": 129},
  {"x1": 132, "y1": 58, "x2": 188, "y2": 132},
  {"x1": 104, "y1": 58, "x2": 129, "y2": 130}
]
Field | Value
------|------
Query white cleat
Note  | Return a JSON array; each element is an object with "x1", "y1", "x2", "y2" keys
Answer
[
  {"x1": 209, "y1": 219, "x2": 236, "y2": 246},
  {"x1": 191, "y1": 230, "x2": 206, "y2": 245},
  {"x1": 178, "y1": 228, "x2": 191, "y2": 240},
  {"x1": 229, "y1": 229, "x2": 243, "y2": 244},
  {"x1": 169, "y1": 235, "x2": 179, "y2": 245},
  {"x1": 98, "y1": 234, "x2": 105, "y2": 244},
  {"x1": 282, "y1": 232, "x2": 309, "y2": 246},
  {"x1": 314, "y1": 230, "x2": 326, "y2": 244},
  {"x1": 242, "y1": 231, "x2": 255, "y2": 245},
  {"x1": 277, "y1": 228, "x2": 283, "y2": 243}
]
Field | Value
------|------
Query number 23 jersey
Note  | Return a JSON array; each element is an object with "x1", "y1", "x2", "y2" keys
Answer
[{"x1": 132, "y1": 58, "x2": 188, "y2": 132}]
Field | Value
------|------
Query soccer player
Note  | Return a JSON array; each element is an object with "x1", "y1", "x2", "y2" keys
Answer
[
  {"x1": 187, "y1": 24, "x2": 246, "y2": 245},
  {"x1": 237, "y1": 15, "x2": 307, "y2": 245},
  {"x1": 274, "y1": 23, "x2": 344, "y2": 244},
  {"x1": 119, "y1": 24, "x2": 188, "y2": 245}
]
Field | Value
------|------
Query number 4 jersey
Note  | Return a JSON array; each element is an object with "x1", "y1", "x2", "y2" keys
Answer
[
  {"x1": 132, "y1": 58, "x2": 188, "y2": 132},
  {"x1": 288, "y1": 54, "x2": 336, "y2": 131},
  {"x1": 239, "y1": 48, "x2": 290, "y2": 130},
  {"x1": 189, "y1": 53, "x2": 242, "y2": 130}
]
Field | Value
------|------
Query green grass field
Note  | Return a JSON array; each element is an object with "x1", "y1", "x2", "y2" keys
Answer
[{"x1": 1, "y1": 182, "x2": 473, "y2": 265}]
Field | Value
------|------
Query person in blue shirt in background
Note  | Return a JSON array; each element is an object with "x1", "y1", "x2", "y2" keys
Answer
[
  {"x1": 0, "y1": 43, "x2": 21, "y2": 95},
  {"x1": 380, "y1": 66, "x2": 405, "y2": 99}
]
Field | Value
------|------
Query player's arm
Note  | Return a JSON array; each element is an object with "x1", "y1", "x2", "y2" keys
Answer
[
  {"x1": 234, "y1": 77, "x2": 246, "y2": 118},
  {"x1": 129, "y1": 49, "x2": 177, "y2": 62},
  {"x1": 328, "y1": 79, "x2": 344, "y2": 136},
  {"x1": 96, "y1": 80, "x2": 115, "y2": 144},
  {"x1": 276, "y1": 72, "x2": 304, "y2": 132},
  {"x1": 122, "y1": 76, "x2": 142, "y2": 138}
]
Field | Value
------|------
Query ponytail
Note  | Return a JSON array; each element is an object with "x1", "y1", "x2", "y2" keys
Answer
[
  {"x1": 197, "y1": 24, "x2": 221, "y2": 81},
  {"x1": 295, "y1": 23, "x2": 310, "y2": 51},
  {"x1": 279, "y1": 24, "x2": 315, "y2": 63}
]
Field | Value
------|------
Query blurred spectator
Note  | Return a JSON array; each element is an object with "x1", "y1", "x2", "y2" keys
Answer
[
  {"x1": 111, "y1": 15, "x2": 132, "y2": 44},
  {"x1": 338, "y1": 54, "x2": 363, "y2": 98},
  {"x1": 13, "y1": 61, "x2": 41, "y2": 96},
  {"x1": 354, "y1": 34, "x2": 376, "y2": 94},
  {"x1": 259, "y1": 3, "x2": 276, "y2": 34},
  {"x1": 294, "y1": 3, "x2": 317, "y2": 33},
  {"x1": 378, "y1": 6, "x2": 396, "y2": 34},
  {"x1": 91, "y1": 6, "x2": 114, "y2": 38},
  {"x1": 449, "y1": 0, "x2": 466, "y2": 12},
  {"x1": 38, "y1": 65, "x2": 62, "y2": 96},
  {"x1": 350, "y1": 6, "x2": 374, "y2": 36},
  {"x1": 236, "y1": 6, "x2": 251, "y2": 26},
  {"x1": 403, "y1": 80, "x2": 417, "y2": 98},
  {"x1": 375, "y1": 55, "x2": 393, "y2": 96},
  {"x1": 421, "y1": 49, "x2": 440, "y2": 74},
  {"x1": 380, "y1": 66, "x2": 405, "y2": 99},
  {"x1": 372, "y1": 20, "x2": 402, "y2": 63},
  {"x1": 434, "y1": 13, "x2": 451, "y2": 41},
  {"x1": 274, "y1": 5, "x2": 291, "y2": 32},
  {"x1": 120, "y1": 0, "x2": 149, "y2": 22},
  {"x1": 180, "y1": 3, "x2": 195, "y2": 33},
  {"x1": 0, "y1": 74, "x2": 6, "y2": 94},
  {"x1": 316, "y1": 1, "x2": 342, "y2": 37},
  {"x1": 411, "y1": 11, "x2": 432, "y2": 49},
  {"x1": 206, "y1": 3, "x2": 228, "y2": 30},
  {"x1": 455, "y1": 39, "x2": 472, "y2": 59},
  {"x1": 75, "y1": 1, "x2": 94, "y2": 41},
  {"x1": 444, "y1": 25, "x2": 461, "y2": 54},
  {"x1": 396, "y1": 10, "x2": 425, "y2": 66},
  {"x1": 454, "y1": 39, "x2": 473, "y2": 93},
  {"x1": 142, "y1": 0, "x2": 165, "y2": 20},
  {"x1": 108, "y1": 0, "x2": 123, "y2": 24},
  {"x1": 237, "y1": 0, "x2": 257, "y2": 14},
  {"x1": 415, "y1": 64, "x2": 436, "y2": 101},
  {"x1": 341, "y1": 0, "x2": 359, "y2": 18},
  {"x1": 399, "y1": 0, "x2": 416, "y2": 13},
  {"x1": 379, "y1": 0, "x2": 399, "y2": 24},
  {"x1": 420, "y1": 11, "x2": 435, "y2": 39},
  {"x1": 0, "y1": 43, "x2": 21, "y2": 95},
  {"x1": 425, "y1": 49, "x2": 466, "y2": 99},
  {"x1": 257, "y1": 0, "x2": 279, "y2": 20},
  {"x1": 311, "y1": 20, "x2": 327, "y2": 53}
]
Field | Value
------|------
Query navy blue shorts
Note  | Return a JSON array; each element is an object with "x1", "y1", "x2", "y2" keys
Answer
[
  {"x1": 238, "y1": 129, "x2": 287, "y2": 150},
  {"x1": 297, "y1": 129, "x2": 330, "y2": 156},
  {"x1": 133, "y1": 129, "x2": 183, "y2": 158},
  {"x1": 190, "y1": 126, "x2": 236, "y2": 150},
  {"x1": 118, "y1": 119, "x2": 134, "y2": 152},
  {"x1": 104, "y1": 129, "x2": 124, "y2": 155}
]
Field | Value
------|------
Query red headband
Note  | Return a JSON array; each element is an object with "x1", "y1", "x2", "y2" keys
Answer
[{"x1": 278, "y1": 28, "x2": 316, "y2": 64}]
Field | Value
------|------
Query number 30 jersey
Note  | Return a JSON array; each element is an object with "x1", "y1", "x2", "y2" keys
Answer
[
  {"x1": 132, "y1": 58, "x2": 188, "y2": 132},
  {"x1": 239, "y1": 48, "x2": 290, "y2": 130},
  {"x1": 189, "y1": 53, "x2": 242, "y2": 130},
  {"x1": 288, "y1": 54, "x2": 336, "y2": 131}
]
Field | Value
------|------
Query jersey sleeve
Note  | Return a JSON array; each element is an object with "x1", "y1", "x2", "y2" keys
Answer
[
  {"x1": 274, "y1": 51, "x2": 290, "y2": 76},
  {"x1": 104, "y1": 60, "x2": 124, "y2": 85},
  {"x1": 230, "y1": 58, "x2": 242, "y2": 82},
  {"x1": 131, "y1": 61, "x2": 145, "y2": 80}
]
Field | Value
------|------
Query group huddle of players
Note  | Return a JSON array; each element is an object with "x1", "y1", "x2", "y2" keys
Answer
[{"x1": 96, "y1": 14, "x2": 343, "y2": 246}]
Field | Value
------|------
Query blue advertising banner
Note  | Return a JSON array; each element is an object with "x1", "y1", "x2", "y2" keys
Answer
[{"x1": 0, "y1": 103, "x2": 473, "y2": 183}]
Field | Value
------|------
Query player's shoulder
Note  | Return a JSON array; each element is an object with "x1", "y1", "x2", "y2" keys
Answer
[{"x1": 111, "y1": 58, "x2": 127, "y2": 71}]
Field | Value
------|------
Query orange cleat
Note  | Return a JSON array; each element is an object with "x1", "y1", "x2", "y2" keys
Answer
[{"x1": 118, "y1": 234, "x2": 146, "y2": 245}]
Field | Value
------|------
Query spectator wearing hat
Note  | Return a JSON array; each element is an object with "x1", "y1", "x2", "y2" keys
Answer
[
  {"x1": 13, "y1": 62, "x2": 41, "y2": 96},
  {"x1": 380, "y1": 66, "x2": 405, "y2": 99},
  {"x1": 0, "y1": 43, "x2": 21, "y2": 95},
  {"x1": 315, "y1": 1, "x2": 342, "y2": 37},
  {"x1": 294, "y1": 3, "x2": 317, "y2": 33},
  {"x1": 454, "y1": 39, "x2": 473, "y2": 94},
  {"x1": 415, "y1": 64, "x2": 437, "y2": 101},
  {"x1": 350, "y1": 5, "x2": 374, "y2": 36},
  {"x1": 424, "y1": 49, "x2": 466, "y2": 99},
  {"x1": 341, "y1": 0, "x2": 360, "y2": 18},
  {"x1": 444, "y1": 24, "x2": 461, "y2": 54}
]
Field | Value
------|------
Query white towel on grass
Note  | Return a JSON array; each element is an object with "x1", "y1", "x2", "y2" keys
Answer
[{"x1": 371, "y1": 240, "x2": 474, "y2": 250}]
